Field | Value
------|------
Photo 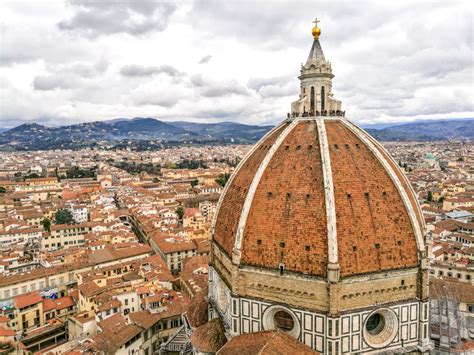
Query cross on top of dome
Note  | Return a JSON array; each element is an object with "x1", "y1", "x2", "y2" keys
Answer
[{"x1": 312, "y1": 17, "x2": 321, "y2": 39}]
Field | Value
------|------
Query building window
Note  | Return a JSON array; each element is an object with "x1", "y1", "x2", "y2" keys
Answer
[
  {"x1": 274, "y1": 310, "x2": 294, "y2": 331},
  {"x1": 363, "y1": 308, "x2": 398, "y2": 349},
  {"x1": 366, "y1": 313, "x2": 385, "y2": 335},
  {"x1": 321, "y1": 86, "x2": 325, "y2": 110}
]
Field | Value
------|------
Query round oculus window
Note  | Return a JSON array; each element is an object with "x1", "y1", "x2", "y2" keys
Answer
[
  {"x1": 262, "y1": 306, "x2": 301, "y2": 339},
  {"x1": 274, "y1": 310, "x2": 295, "y2": 331},
  {"x1": 362, "y1": 308, "x2": 398, "y2": 349},
  {"x1": 366, "y1": 313, "x2": 385, "y2": 335}
]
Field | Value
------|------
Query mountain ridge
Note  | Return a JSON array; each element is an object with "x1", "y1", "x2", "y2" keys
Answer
[
  {"x1": 0, "y1": 117, "x2": 274, "y2": 150},
  {"x1": 0, "y1": 117, "x2": 472, "y2": 151}
]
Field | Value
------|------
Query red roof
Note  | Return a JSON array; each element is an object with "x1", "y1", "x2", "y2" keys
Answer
[
  {"x1": 42, "y1": 298, "x2": 56, "y2": 312},
  {"x1": 14, "y1": 291, "x2": 42, "y2": 309},
  {"x1": 54, "y1": 296, "x2": 75, "y2": 310},
  {"x1": 214, "y1": 120, "x2": 422, "y2": 277},
  {"x1": 151, "y1": 235, "x2": 197, "y2": 254},
  {"x1": 0, "y1": 326, "x2": 15, "y2": 337}
]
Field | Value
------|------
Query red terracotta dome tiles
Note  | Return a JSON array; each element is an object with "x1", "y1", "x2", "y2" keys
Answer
[
  {"x1": 325, "y1": 121, "x2": 418, "y2": 277},
  {"x1": 213, "y1": 123, "x2": 288, "y2": 256},
  {"x1": 241, "y1": 121, "x2": 328, "y2": 277}
]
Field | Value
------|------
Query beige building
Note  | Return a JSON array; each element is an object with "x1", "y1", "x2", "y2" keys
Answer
[
  {"x1": 10, "y1": 292, "x2": 44, "y2": 331},
  {"x1": 42, "y1": 222, "x2": 92, "y2": 250}
]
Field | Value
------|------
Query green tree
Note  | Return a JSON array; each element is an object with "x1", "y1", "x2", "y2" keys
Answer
[
  {"x1": 427, "y1": 191, "x2": 433, "y2": 202},
  {"x1": 54, "y1": 209, "x2": 74, "y2": 225},
  {"x1": 215, "y1": 173, "x2": 231, "y2": 187},
  {"x1": 176, "y1": 159, "x2": 208, "y2": 169},
  {"x1": 191, "y1": 179, "x2": 199, "y2": 187},
  {"x1": 428, "y1": 191, "x2": 433, "y2": 202},
  {"x1": 41, "y1": 217, "x2": 51, "y2": 232},
  {"x1": 24, "y1": 173, "x2": 40, "y2": 180},
  {"x1": 0, "y1": 186, "x2": 6, "y2": 194},
  {"x1": 66, "y1": 166, "x2": 96, "y2": 179},
  {"x1": 176, "y1": 206, "x2": 185, "y2": 220}
]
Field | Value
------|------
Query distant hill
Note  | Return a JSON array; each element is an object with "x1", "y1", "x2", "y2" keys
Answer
[
  {"x1": 0, "y1": 117, "x2": 274, "y2": 150},
  {"x1": 172, "y1": 121, "x2": 271, "y2": 141},
  {"x1": 0, "y1": 117, "x2": 471, "y2": 150},
  {"x1": 365, "y1": 119, "x2": 474, "y2": 141}
]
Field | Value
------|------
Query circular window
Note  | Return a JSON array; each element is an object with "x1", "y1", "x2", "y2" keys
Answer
[
  {"x1": 274, "y1": 310, "x2": 294, "y2": 331},
  {"x1": 366, "y1": 313, "x2": 385, "y2": 335},
  {"x1": 262, "y1": 306, "x2": 300, "y2": 338},
  {"x1": 363, "y1": 308, "x2": 398, "y2": 349}
]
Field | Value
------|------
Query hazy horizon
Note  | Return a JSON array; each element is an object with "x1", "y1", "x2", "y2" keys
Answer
[{"x1": 1, "y1": 116, "x2": 473, "y2": 131}]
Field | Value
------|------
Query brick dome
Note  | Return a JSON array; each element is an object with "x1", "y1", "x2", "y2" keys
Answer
[{"x1": 212, "y1": 117, "x2": 425, "y2": 278}]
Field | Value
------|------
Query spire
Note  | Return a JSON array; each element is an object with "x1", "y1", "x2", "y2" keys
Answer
[
  {"x1": 306, "y1": 38, "x2": 326, "y2": 65},
  {"x1": 306, "y1": 18, "x2": 325, "y2": 65}
]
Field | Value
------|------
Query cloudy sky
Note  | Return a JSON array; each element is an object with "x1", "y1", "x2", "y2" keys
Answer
[{"x1": 1, "y1": 0, "x2": 473, "y2": 128}]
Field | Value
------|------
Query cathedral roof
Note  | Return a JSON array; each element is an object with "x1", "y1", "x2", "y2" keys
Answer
[
  {"x1": 306, "y1": 38, "x2": 326, "y2": 65},
  {"x1": 212, "y1": 117, "x2": 425, "y2": 278},
  {"x1": 216, "y1": 330, "x2": 317, "y2": 355},
  {"x1": 190, "y1": 318, "x2": 227, "y2": 353}
]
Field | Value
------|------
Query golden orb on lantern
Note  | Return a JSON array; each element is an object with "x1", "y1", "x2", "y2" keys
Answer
[{"x1": 312, "y1": 18, "x2": 321, "y2": 39}]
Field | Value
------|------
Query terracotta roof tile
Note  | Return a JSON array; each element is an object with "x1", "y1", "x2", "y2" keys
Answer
[
  {"x1": 214, "y1": 123, "x2": 288, "y2": 255},
  {"x1": 214, "y1": 119, "x2": 421, "y2": 277},
  {"x1": 217, "y1": 330, "x2": 317, "y2": 355},
  {"x1": 14, "y1": 291, "x2": 42, "y2": 309},
  {"x1": 191, "y1": 318, "x2": 226, "y2": 352},
  {"x1": 326, "y1": 121, "x2": 418, "y2": 276},
  {"x1": 430, "y1": 278, "x2": 474, "y2": 303}
]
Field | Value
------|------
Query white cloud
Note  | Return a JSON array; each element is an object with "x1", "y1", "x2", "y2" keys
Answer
[
  {"x1": 120, "y1": 64, "x2": 184, "y2": 77},
  {"x1": 58, "y1": 0, "x2": 177, "y2": 37},
  {"x1": 198, "y1": 55, "x2": 212, "y2": 64},
  {"x1": 0, "y1": 0, "x2": 472, "y2": 127}
]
